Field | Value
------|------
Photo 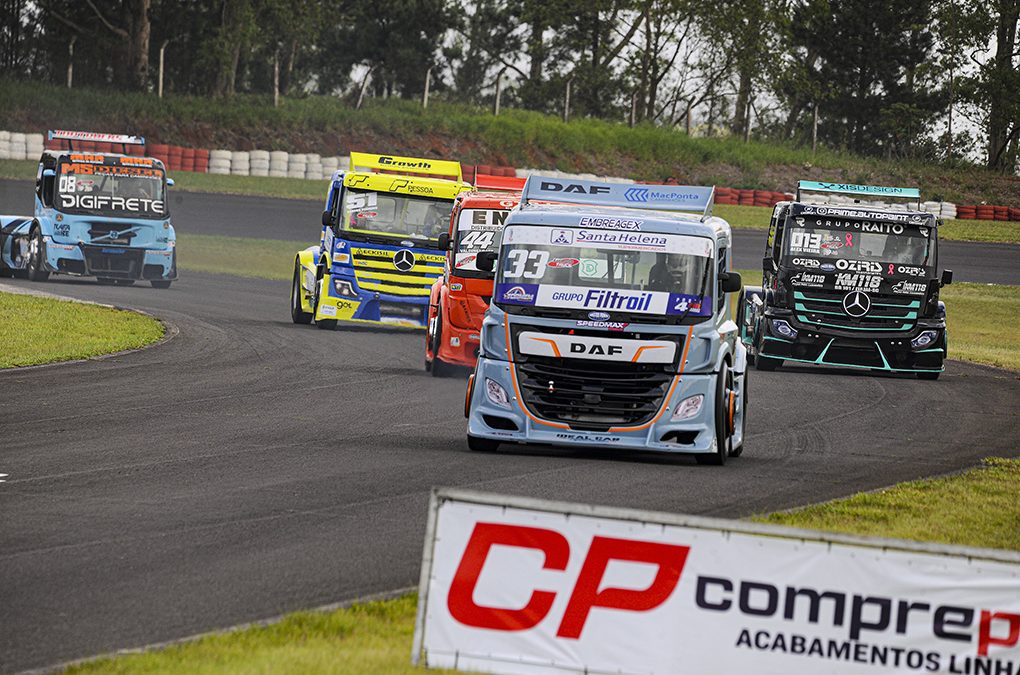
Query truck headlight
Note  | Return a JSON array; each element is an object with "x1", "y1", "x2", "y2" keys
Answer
[
  {"x1": 485, "y1": 378, "x2": 511, "y2": 409},
  {"x1": 770, "y1": 319, "x2": 798, "y2": 340},
  {"x1": 332, "y1": 278, "x2": 357, "y2": 297},
  {"x1": 911, "y1": 330, "x2": 939, "y2": 348},
  {"x1": 672, "y1": 394, "x2": 704, "y2": 421}
]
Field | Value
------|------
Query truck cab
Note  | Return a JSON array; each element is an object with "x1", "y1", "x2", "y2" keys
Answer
[
  {"x1": 463, "y1": 177, "x2": 747, "y2": 464},
  {"x1": 425, "y1": 173, "x2": 526, "y2": 375},
  {"x1": 740, "y1": 181, "x2": 952, "y2": 379},
  {"x1": 290, "y1": 152, "x2": 473, "y2": 330},
  {"x1": 0, "y1": 130, "x2": 177, "y2": 288}
]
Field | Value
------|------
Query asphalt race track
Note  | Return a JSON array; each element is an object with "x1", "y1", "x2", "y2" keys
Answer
[
  {"x1": 2, "y1": 179, "x2": 1019, "y2": 285},
  {"x1": 2, "y1": 186, "x2": 1020, "y2": 672}
]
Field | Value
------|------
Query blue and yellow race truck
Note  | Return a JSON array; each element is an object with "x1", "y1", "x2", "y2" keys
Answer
[
  {"x1": 740, "y1": 181, "x2": 952, "y2": 379},
  {"x1": 290, "y1": 152, "x2": 472, "y2": 329},
  {"x1": 0, "y1": 130, "x2": 177, "y2": 288},
  {"x1": 463, "y1": 177, "x2": 748, "y2": 464}
]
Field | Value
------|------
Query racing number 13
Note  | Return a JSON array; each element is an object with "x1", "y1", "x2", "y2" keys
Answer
[{"x1": 505, "y1": 249, "x2": 549, "y2": 279}]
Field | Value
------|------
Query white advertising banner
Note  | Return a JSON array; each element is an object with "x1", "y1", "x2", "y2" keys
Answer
[{"x1": 413, "y1": 489, "x2": 1020, "y2": 675}]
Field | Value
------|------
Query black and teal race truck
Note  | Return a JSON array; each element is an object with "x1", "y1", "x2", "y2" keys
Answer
[{"x1": 740, "y1": 181, "x2": 953, "y2": 379}]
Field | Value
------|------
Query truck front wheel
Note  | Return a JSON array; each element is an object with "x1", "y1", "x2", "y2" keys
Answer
[
  {"x1": 27, "y1": 227, "x2": 49, "y2": 282},
  {"x1": 467, "y1": 434, "x2": 499, "y2": 452},
  {"x1": 291, "y1": 261, "x2": 312, "y2": 324},
  {"x1": 696, "y1": 362, "x2": 733, "y2": 466}
]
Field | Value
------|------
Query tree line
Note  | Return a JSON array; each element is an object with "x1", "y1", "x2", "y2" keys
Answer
[{"x1": 1, "y1": 0, "x2": 1017, "y2": 173}]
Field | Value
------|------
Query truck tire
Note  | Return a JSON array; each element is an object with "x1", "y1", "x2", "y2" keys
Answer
[
  {"x1": 729, "y1": 371, "x2": 747, "y2": 458},
  {"x1": 291, "y1": 261, "x2": 313, "y2": 324},
  {"x1": 696, "y1": 362, "x2": 732, "y2": 465},
  {"x1": 467, "y1": 434, "x2": 499, "y2": 452},
  {"x1": 429, "y1": 307, "x2": 453, "y2": 377},
  {"x1": 26, "y1": 227, "x2": 49, "y2": 282}
]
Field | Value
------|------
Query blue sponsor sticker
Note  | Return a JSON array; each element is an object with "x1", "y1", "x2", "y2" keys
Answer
[
  {"x1": 588, "y1": 311, "x2": 610, "y2": 320},
  {"x1": 496, "y1": 283, "x2": 538, "y2": 305},
  {"x1": 667, "y1": 293, "x2": 712, "y2": 316},
  {"x1": 101, "y1": 248, "x2": 125, "y2": 254}
]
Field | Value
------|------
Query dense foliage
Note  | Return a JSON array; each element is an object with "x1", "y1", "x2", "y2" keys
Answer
[{"x1": 1, "y1": 0, "x2": 1016, "y2": 173}]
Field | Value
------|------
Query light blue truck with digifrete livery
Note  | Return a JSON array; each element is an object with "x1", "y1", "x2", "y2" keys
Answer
[{"x1": 0, "y1": 130, "x2": 177, "y2": 288}]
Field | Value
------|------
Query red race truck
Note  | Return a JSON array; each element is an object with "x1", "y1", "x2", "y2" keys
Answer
[{"x1": 425, "y1": 173, "x2": 525, "y2": 375}]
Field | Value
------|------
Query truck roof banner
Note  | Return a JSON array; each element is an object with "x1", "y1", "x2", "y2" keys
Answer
[
  {"x1": 48, "y1": 130, "x2": 145, "y2": 145},
  {"x1": 413, "y1": 489, "x2": 1020, "y2": 675},
  {"x1": 521, "y1": 176, "x2": 715, "y2": 217},
  {"x1": 797, "y1": 181, "x2": 921, "y2": 202},
  {"x1": 349, "y1": 151, "x2": 463, "y2": 181}
]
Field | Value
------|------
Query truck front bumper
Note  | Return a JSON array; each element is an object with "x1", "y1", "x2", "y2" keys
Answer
[
  {"x1": 758, "y1": 315, "x2": 946, "y2": 373},
  {"x1": 45, "y1": 239, "x2": 177, "y2": 280},
  {"x1": 316, "y1": 272, "x2": 429, "y2": 328},
  {"x1": 466, "y1": 356, "x2": 746, "y2": 455}
]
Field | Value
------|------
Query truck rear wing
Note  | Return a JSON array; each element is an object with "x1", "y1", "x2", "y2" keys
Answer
[
  {"x1": 796, "y1": 181, "x2": 921, "y2": 209},
  {"x1": 520, "y1": 176, "x2": 714, "y2": 218},
  {"x1": 350, "y1": 152, "x2": 462, "y2": 181},
  {"x1": 49, "y1": 130, "x2": 145, "y2": 152},
  {"x1": 473, "y1": 171, "x2": 526, "y2": 193}
]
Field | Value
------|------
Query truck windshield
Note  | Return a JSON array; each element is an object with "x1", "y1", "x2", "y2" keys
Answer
[
  {"x1": 454, "y1": 207, "x2": 509, "y2": 276},
  {"x1": 785, "y1": 216, "x2": 932, "y2": 266},
  {"x1": 494, "y1": 225, "x2": 714, "y2": 320},
  {"x1": 342, "y1": 188, "x2": 452, "y2": 245},
  {"x1": 56, "y1": 159, "x2": 166, "y2": 219}
]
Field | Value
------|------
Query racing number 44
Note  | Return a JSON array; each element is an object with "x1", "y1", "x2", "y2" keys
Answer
[{"x1": 446, "y1": 522, "x2": 690, "y2": 639}]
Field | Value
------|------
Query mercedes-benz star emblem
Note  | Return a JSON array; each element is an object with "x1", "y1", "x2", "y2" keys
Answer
[
  {"x1": 393, "y1": 249, "x2": 416, "y2": 272},
  {"x1": 842, "y1": 290, "x2": 871, "y2": 318}
]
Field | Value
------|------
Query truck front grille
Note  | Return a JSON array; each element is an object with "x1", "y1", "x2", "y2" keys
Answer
[
  {"x1": 793, "y1": 290, "x2": 920, "y2": 334},
  {"x1": 515, "y1": 357, "x2": 672, "y2": 431}
]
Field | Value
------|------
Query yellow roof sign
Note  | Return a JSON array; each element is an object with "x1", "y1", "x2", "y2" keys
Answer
[
  {"x1": 343, "y1": 171, "x2": 470, "y2": 201},
  {"x1": 349, "y1": 152, "x2": 463, "y2": 181}
]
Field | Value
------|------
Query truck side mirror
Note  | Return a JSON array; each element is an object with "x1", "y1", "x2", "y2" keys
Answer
[
  {"x1": 321, "y1": 210, "x2": 332, "y2": 228},
  {"x1": 762, "y1": 256, "x2": 774, "y2": 273},
  {"x1": 166, "y1": 177, "x2": 175, "y2": 187},
  {"x1": 476, "y1": 251, "x2": 498, "y2": 273},
  {"x1": 42, "y1": 168, "x2": 55, "y2": 177},
  {"x1": 940, "y1": 269, "x2": 953, "y2": 287},
  {"x1": 437, "y1": 232, "x2": 450, "y2": 251},
  {"x1": 720, "y1": 271, "x2": 742, "y2": 293}
]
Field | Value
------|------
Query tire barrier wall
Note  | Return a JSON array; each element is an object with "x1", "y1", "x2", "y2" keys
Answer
[{"x1": 6, "y1": 128, "x2": 1012, "y2": 220}]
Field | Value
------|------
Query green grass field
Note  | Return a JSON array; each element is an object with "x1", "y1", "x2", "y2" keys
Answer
[
  {"x1": 1, "y1": 158, "x2": 1014, "y2": 243},
  {"x1": 758, "y1": 458, "x2": 1020, "y2": 550},
  {"x1": 0, "y1": 291, "x2": 164, "y2": 368},
  {"x1": 65, "y1": 458, "x2": 1020, "y2": 673}
]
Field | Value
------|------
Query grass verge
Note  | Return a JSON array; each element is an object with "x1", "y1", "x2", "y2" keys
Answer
[
  {"x1": 0, "y1": 291, "x2": 164, "y2": 368},
  {"x1": 1, "y1": 159, "x2": 1017, "y2": 243},
  {"x1": 65, "y1": 459, "x2": 1020, "y2": 673},
  {"x1": 756, "y1": 458, "x2": 1020, "y2": 551},
  {"x1": 176, "y1": 233, "x2": 300, "y2": 281}
]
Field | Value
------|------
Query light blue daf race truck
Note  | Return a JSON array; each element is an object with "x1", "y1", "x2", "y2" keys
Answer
[
  {"x1": 0, "y1": 130, "x2": 177, "y2": 288},
  {"x1": 463, "y1": 177, "x2": 747, "y2": 464},
  {"x1": 740, "y1": 181, "x2": 952, "y2": 379}
]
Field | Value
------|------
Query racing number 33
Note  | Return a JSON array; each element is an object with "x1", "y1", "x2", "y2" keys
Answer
[
  {"x1": 505, "y1": 249, "x2": 549, "y2": 279},
  {"x1": 446, "y1": 522, "x2": 690, "y2": 638}
]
